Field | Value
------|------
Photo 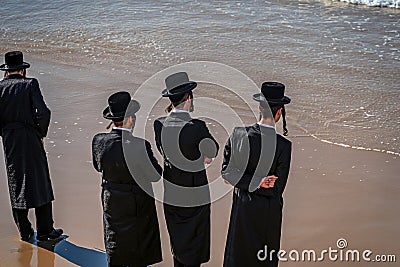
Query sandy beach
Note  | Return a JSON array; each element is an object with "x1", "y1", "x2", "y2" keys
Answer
[{"x1": 0, "y1": 56, "x2": 398, "y2": 266}]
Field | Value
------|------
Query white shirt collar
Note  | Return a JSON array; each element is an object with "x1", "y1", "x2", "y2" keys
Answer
[
  {"x1": 171, "y1": 108, "x2": 189, "y2": 113},
  {"x1": 257, "y1": 122, "x2": 275, "y2": 130},
  {"x1": 112, "y1": 127, "x2": 132, "y2": 133}
]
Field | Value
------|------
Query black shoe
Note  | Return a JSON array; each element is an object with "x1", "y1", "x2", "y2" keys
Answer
[
  {"x1": 37, "y1": 228, "x2": 63, "y2": 241},
  {"x1": 21, "y1": 228, "x2": 34, "y2": 242}
]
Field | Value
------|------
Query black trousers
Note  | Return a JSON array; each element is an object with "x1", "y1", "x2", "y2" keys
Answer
[
  {"x1": 12, "y1": 202, "x2": 54, "y2": 237},
  {"x1": 173, "y1": 257, "x2": 201, "y2": 267}
]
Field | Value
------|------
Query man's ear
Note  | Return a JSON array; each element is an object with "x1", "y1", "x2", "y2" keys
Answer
[{"x1": 127, "y1": 116, "x2": 133, "y2": 124}]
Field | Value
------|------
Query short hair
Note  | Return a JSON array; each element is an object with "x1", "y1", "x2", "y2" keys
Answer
[
  {"x1": 165, "y1": 91, "x2": 193, "y2": 113},
  {"x1": 112, "y1": 114, "x2": 136, "y2": 126},
  {"x1": 6, "y1": 68, "x2": 25, "y2": 74},
  {"x1": 260, "y1": 104, "x2": 282, "y2": 119}
]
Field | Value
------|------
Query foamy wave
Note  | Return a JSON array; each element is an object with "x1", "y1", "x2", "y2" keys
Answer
[
  {"x1": 337, "y1": 0, "x2": 400, "y2": 8},
  {"x1": 310, "y1": 135, "x2": 400, "y2": 156},
  {"x1": 291, "y1": 123, "x2": 399, "y2": 157}
]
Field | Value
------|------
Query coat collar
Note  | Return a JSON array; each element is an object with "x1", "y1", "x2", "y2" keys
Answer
[
  {"x1": 110, "y1": 128, "x2": 129, "y2": 136},
  {"x1": 112, "y1": 127, "x2": 132, "y2": 133},
  {"x1": 251, "y1": 123, "x2": 276, "y2": 135},
  {"x1": 257, "y1": 122, "x2": 275, "y2": 130},
  {"x1": 168, "y1": 111, "x2": 192, "y2": 121}
]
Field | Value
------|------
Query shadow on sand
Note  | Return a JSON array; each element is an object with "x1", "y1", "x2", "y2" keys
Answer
[{"x1": 27, "y1": 233, "x2": 107, "y2": 267}]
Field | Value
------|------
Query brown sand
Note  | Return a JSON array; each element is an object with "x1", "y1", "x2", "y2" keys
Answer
[{"x1": 0, "y1": 58, "x2": 398, "y2": 266}]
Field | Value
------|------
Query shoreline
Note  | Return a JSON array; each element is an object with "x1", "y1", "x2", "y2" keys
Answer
[{"x1": 25, "y1": 53, "x2": 400, "y2": 157}]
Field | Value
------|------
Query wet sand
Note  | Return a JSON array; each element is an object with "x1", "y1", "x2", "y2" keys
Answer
[{"x1": 0, "y1": 58, "x2": 399, "y2": 266}]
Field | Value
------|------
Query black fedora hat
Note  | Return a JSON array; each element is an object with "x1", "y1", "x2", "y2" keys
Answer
[
  {"x1": 253, "y1": 82, "x2": 291, "y2": 105},
  {"x1": 161, "y1": 72, "x2": 197, "y2": 97},
  {"x1": 0, "y1": 51, "x2": 30, "y2": 71},
  {"x1": 103, "y1": 91, "x2": 141, "y2": 121}
]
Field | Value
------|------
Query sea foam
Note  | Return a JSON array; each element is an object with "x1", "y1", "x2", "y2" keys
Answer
[{"x1": 337, "y1": 0, "x2": 400, "y2": 8}]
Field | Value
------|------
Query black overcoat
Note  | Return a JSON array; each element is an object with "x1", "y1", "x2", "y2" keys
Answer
[
  {"x1": 222, "y1": 124, "x2": 292, "y2": 267},
  {"x1": 0, "y1": 74, "x2": 53, "y2": 209},
  {"x1": 92, "y1": 129, "x2": 163, "y2": 266},
  {"x1": 154, "y1": 111, "x2": 219, "y2": 265}
]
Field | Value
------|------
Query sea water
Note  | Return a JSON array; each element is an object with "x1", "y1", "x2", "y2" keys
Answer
[{"x1": 0, "y1": 0, "x2": 399, "y2": 154}]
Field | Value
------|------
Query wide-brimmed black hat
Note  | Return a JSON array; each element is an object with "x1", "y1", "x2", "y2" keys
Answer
[
  {"x1": 161, "y1": 72, "x2": 197, "y2": 97},
  {"x1": 103, "y1": 91, "x2": 141, "y2": 121},
  {"x1": 0, "y1": 51, "x2": 30, "y2": 71},
  {"x1": 253, "y1": 82, "x2": 291, "y2": 106}
]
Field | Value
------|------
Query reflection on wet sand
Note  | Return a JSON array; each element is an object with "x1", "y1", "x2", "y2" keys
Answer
[
  {"x1": 37, "y1": 241, "x2": 55, "y2": 267},
  {"x1": 17, "y1": 241, "x2": 33, "y2": 266}
]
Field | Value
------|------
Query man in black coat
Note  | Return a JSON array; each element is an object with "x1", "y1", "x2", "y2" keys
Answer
[
  {"x1": 92, "y1": 91, "x2": 163, "y2": 267},
  {"x1": 154, "y1": 72, "x2": 219, "y2": 267},
  {"x1": 222, "y1": 82, "x2": 292, "y2": 267},
  {"x1": 0, "y1": 51, "x2": 63, "y2": 242}
]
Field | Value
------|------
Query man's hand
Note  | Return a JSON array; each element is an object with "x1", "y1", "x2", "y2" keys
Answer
[
  {"x1": 259, "y1": 175, "x2": 278, "y2": 189},
  {"x1": 204, "y1": 157, "x2": 213, "y2": 164},
  {"x1": 41, "y1": 138, "x2": 44, "y2": 146}
]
